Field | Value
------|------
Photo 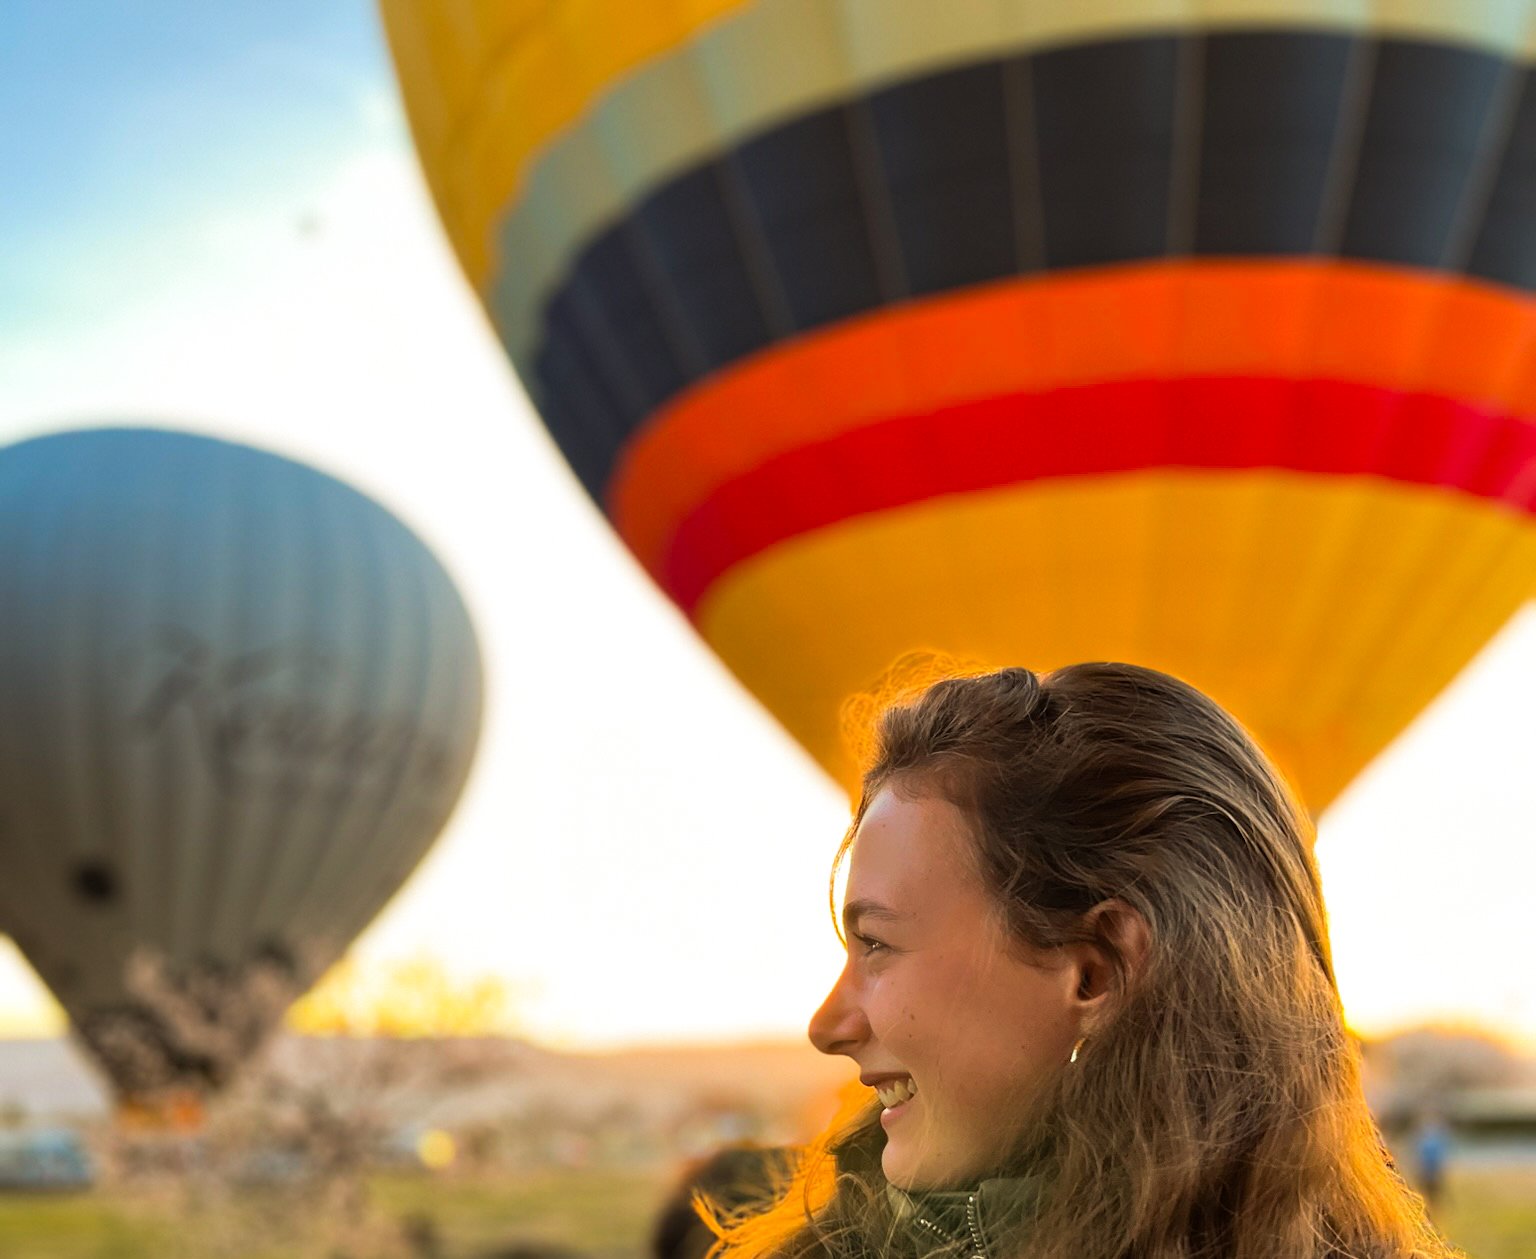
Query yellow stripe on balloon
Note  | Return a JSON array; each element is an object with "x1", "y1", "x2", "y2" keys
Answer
[
  {"x1": 695, "y1": 470, "x2": 1536, "y2": 810},
  {"x1": 381, "y1": 0, "x2": 1536, "y2": 296}
]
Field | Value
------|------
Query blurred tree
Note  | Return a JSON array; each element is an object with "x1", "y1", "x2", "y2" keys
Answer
[
  {"x1": 1361, "y1": 1025, "x2": 1534, "y2": 1134},
  {"x1": 1378, "y1": 1027, "x2": 1530, "y2": 1098},
  {"x1": 286, "y1": 956, "x2": 522, "y2": 1038}
]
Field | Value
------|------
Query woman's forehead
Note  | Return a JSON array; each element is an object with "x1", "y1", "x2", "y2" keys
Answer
[{"x1": 846, "y1": 788, "x2": 984, "y2": 906}]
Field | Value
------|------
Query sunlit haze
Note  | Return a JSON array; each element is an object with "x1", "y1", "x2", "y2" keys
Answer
[{"x1": 1, "y1": 1, "x2": 1532, "y2": 1054}]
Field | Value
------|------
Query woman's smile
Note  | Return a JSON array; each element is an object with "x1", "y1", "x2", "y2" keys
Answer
[{"x1": 875, "y1": 1076, "x2": 918, "y2": 1125}]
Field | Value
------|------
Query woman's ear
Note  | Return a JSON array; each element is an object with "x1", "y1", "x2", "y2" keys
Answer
[{"x1": 1071, "y1": 898, "x2": 1152, "y2": 1015}]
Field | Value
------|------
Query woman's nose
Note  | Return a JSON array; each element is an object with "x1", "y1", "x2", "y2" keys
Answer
[{"x1": 807, "y1": 964, "x2": 868, "y2": 1057}]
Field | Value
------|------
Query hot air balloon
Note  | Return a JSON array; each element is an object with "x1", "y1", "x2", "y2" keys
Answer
[
  {"x1": 0, "y1": 428, "x2": 483, "y2": 1110},
  {"x1": 381, "y1": 0, "x2": 1536, "y2": 809}
]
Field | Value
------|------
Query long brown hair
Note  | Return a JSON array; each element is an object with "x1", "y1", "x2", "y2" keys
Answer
[{"x1": 708, "y1": 663, "x2": 1456, "y2": 1259}]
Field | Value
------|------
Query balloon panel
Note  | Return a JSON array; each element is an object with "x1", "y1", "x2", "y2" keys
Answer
[
  {"x1": 612, "y1": 263, "x2": 1536, "y2": 573},
  {"x1": 383, "y1": 0, "x2": 1536, "y2": 809},
  {"x1": 0, "y1": 429, "x2": 483, "y2": 1097}
]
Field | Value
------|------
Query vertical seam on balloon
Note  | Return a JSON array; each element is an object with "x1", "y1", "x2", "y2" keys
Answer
[
  {"x1": 216, "y1": 459, "x2": 266, "y2": 959},
  {"x1": 1128, "y1": 32, "x2": 1208, "y2": 674},
  {"x1": 1166, "y1": 32, "x2": 1207, "y2": 259},
  {"x1": 533, "y1": 254, "x2": 638, "y2": 494},
  {"x1": 1439, "y1": 59, "x2": 1530, "y2": 275},
  {"x1": 614, "y1": 220, "x2": 713, "y2": 380},
  {"x1": 121, "y1": 441, "x2": 166, "y2": 966},
  {"x1": 1311, "y1": 35, "x2": 1378, "y2": 256},
  {"x1": 562, "y1": 271, "x2": 663, "y2": 430},
  {"x1": 95, "y1": 447, "x2": 139, "y2": 967},
  {"x1": 1000, "y1": 53, "x2": 1047, "y2": 273},
  {"x1": 828, "y1": 0, "x2": 911, "y2": 305},
  {"x1": 368, "y1": 534, "x2": 445, "y2": 947},
  {"x1": 238, "y1": 455, "x2": 317, "y2": 959},
  {"x1": 150, "y1": 453, "x2": 189, "y2": 964},
  {"x1": 843, "y1": 93, "x2": 913, "y2": 303},
  {"x1": 209, "y1": 454, "x2": 263, "y2": 960},
  {"x1": 830, "y1": 0, "x2": 974, "y2": 657},
  {"x1": 1254, "y1": 31, "x2": 1379, "y2": 771},
  {"x1": 711, "y1": 151, "x2": 800, "y2": 341},
  {"x1": 684, "y1": 39, "x2": 798, "y2": 341},
  {"x1": 252, "y1": 463, "x2": 346, "y2": 965}
]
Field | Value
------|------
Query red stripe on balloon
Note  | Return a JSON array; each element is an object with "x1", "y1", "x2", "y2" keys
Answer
[{"x1": 660, "y1": 377, "x2": 1536, "y2": 615}]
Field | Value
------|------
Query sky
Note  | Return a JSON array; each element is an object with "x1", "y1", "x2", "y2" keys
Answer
[{"x1": 0, "y1": 1, "x2": 1532, "y2": 1053}]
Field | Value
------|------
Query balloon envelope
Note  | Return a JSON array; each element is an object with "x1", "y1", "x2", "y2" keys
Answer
[
  {"x1": 383, "y1": 0, "x2": 1536, "y2": 808},
  {"x1": 0, "y1": 428, "x2": 483, "y2": 1100}
]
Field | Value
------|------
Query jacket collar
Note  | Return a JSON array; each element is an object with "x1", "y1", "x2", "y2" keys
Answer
[
  {"x1": 829, "y1": 1124, "x2": 1044, "y2": 1258},
  {"x1": 885, "y1": 1175, "x2": 1043, "y2": 1258}
]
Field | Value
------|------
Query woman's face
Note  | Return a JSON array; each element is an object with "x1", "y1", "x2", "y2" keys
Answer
[{"x1": 808, "y1": 785, "x2": 1084, "y2": 1191}]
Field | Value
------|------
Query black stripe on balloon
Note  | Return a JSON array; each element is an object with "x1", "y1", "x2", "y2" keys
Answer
[
  {"x1": 524, "y1": 31, "x2": 1528, "y2": 502},
  {"x1": 1468, "y1": 70, "x2": 1536, "y2": 289},
  {"x1": 1197, "y1": 32, "x2": 1356, "y2": 252},
  {"x1": 1341, "y1": 40, "x2": 1514, "y2": 266},
  {"x1": 1031, "y1": 36, "x2": 1182, "y2": 266},
  {"x1": 633, "y1": 163, "x2": 777, "y2": 367},
  {"x1": 866, "y1": 59, "x2": 1020, "y2": 289}
]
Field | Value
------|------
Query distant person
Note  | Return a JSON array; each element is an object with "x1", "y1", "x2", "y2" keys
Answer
[
  {"x1": 700, "y1": 665, "x2": 1459, "y2": 1259},
  {"x1": 1413, "y1": 1112, "x2": 1453, "y2": 1211},
  {"x1": 651, "y1": 1144, "x2": 797, "y2": 1259}
]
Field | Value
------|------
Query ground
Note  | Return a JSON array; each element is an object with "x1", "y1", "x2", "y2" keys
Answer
[{"x1": 0, "y1": 1164, "x2": 1529, "y2": 1259}]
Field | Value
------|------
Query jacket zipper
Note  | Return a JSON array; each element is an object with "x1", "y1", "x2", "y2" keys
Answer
[
  {"x1": 911, "y1": 1192, "x2": 989, "y2": 1259},
  {"x1": 965, "y1": 1193, "x2": 987, "y2": 1259},
  {"x1": 911, "y1": 1214, "x2": 958, "y2": 1245}
]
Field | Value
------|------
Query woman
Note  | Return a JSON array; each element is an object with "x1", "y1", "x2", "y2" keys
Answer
[{"x1": 707, "y1": 664, "x2": 1453, "y2": 1259}]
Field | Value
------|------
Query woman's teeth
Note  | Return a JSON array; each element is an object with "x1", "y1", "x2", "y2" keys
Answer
[{"x1": 875, "y1": 1078, "x2": 917, "y2": 1109}]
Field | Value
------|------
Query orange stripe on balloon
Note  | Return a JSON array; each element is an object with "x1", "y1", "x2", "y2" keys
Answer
[
  {"x1": 609, "y1": 260, "x2": 1536, "y2": 575},
  {"x1": 658, "y1": 376, "x2": 1536, "y2": 614}
]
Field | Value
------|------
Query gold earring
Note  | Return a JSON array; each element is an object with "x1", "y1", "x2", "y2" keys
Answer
[{"x1": 1070, "y1": 1037, "x2": 1086, "y2": 1064}]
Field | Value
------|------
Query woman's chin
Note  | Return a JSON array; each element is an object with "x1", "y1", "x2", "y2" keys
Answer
[
  {"x1": 884, "y1": 1141, "x2": 997, "y2": 1195},
  {"x1": 882, "y1": 1150, "x2": 957, "y2": 1194}
]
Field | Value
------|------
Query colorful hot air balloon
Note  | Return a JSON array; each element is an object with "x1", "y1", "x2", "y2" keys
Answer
[
  {"x1": 382, "y1": 0, "x2": 1536, "y2": 809},
  {"x1": 0, "y1": 428, "x2": 483, "y2": 1107}
]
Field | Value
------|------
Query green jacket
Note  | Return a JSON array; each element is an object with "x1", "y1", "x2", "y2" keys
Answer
[
  {"x1": 885, "y1": 1176, "x2": 1044, "y2": 1259},
  {"x1": 815, "y1": 1128, "x2": 1045, "y2": 1259}
]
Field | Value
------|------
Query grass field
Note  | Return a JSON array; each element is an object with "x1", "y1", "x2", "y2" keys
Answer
[{"x1": 0, "y1": 1164, "x2": 1529, "y2": 1259}]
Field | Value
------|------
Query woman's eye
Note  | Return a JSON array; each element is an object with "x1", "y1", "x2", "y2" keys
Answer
[{"x1": 852, "y1": 932, "x2": 887, "y2": 955}]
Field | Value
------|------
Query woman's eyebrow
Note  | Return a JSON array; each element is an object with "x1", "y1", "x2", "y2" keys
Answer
[{"x1": 842, "y1": 898, "x2": 904, "y2": 935}]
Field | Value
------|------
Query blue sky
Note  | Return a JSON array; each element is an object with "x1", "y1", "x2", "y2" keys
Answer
[{"x1": 2, "y1": 2, "x2": 393, "y2": 341}]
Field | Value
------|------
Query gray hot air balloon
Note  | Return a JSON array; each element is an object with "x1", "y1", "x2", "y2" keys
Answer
[{"x1": 0, "y1": 427, "x2": 483, "y2": 1106}]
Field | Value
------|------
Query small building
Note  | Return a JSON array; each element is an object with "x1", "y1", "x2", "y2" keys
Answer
[
  {"x1": 0, "y1": 1128, "x2": 95, "y2": 1191},
  {"x1": 1446, "y1": 1087, "x2": 1536, "y2": 1141}
]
